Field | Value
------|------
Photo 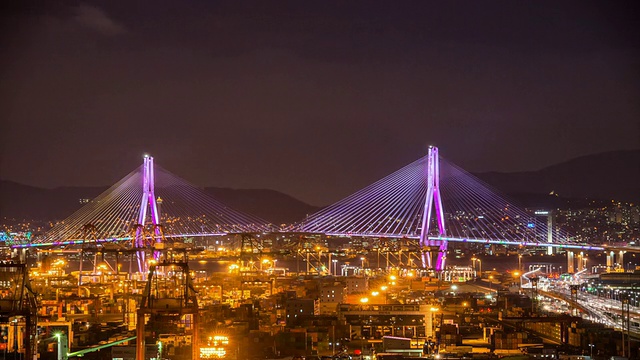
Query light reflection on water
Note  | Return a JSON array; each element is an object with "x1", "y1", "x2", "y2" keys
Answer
[{"x1": 55, "y1": 253, "x2": 607, "y2": 275}]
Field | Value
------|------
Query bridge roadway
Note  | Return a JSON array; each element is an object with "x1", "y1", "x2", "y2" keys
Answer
[{"x1": 10, "y1": 232, "x2": 620, "y2": 252}]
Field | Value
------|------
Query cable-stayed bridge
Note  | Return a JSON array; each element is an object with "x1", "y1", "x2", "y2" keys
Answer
[
  {"x1": 11, "y1": 147, "x2": 612, "y2": 271},
  {"x1": 26, "y1": 156, "x2": 272, "y2": 246},
  {"x1": 293, "y1": 146, "x2": 604, "y2": 269}
]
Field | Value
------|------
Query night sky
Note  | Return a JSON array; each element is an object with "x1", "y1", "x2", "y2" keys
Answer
[{"x1": 1, "y1": 1, "x2": 639, "y2": 206}]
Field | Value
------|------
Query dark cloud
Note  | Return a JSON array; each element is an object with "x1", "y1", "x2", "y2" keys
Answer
[{"x1": 74, "y1": 4, "x2": 126, "y2": 36}]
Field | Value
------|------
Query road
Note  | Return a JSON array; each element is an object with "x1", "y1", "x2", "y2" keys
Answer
[{"x1": 547, "y1": 286, "x2": 640, "y2": 338}]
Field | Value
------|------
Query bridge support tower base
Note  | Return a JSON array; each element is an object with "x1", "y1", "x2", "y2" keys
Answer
[{"x1": 419, "y1": 146, "x2": 447, "y2": 271}]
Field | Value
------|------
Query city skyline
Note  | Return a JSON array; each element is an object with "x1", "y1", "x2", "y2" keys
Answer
[{"x1": 1, "y1": 1, "x2": 638, "y2": 205}]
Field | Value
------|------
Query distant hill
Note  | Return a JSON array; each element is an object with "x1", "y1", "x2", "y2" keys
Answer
[
  {"x1": 0, "y1": 181, "x2": 108, "y2": 221},
  {"x1": 1, "y1": 150, "x2": 637, "y2": 225},
  {"x1": 475, "y1": 150, "x2": 640, "y2": 204},
  {"x1": 0, "y1": 181, "x2": 319, "y2": 225},
  {"x1": 204, "y1": 187, "x2": 320, "y2": 225}
]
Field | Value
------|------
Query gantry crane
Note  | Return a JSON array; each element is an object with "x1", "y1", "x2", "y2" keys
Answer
[
  {"x1": 0, "y1": 261, "x2": 38, "y2": 360},
  {"x1": 136, "y1": 251, "x2": 199, "y2": 360}
]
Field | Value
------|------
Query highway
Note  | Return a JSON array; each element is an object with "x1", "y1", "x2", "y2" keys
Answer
[{"x1": 547, "y1": 286, "x2": 640, "y2": 338}]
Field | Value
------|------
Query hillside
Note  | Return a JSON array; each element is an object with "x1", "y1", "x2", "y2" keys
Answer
[
  {"x1": 0, "y1": 181, "x2": 319, "y2": 225},
  {"x1": 1, "y1": 150, "x2": 637, "y2": 225},
  {"x1": 475, "y1": 150, "x2": 640, "y2": 203},
  {"x1": 204, "y1": 187, "x2": 320, "y2": 225},
  {"x1": 0, "y1": 181, "x2": 108, "y2": 221}
]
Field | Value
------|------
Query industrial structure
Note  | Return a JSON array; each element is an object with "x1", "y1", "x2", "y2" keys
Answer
[{"x1": 1, "y1": 148, "x2": 638, "y2": 359}]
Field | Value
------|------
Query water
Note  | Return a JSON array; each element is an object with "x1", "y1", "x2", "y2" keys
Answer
[{"x1": 53, "y1": 251, "x2": 611, "y2": 276}]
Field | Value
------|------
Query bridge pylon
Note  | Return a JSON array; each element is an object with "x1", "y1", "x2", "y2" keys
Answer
[
  {"x1": 419, "y1": 146, "x2": 447, "y2": 271},
  {"x1": 135, "y1": 155, "x2": 162, "y2": 273}
]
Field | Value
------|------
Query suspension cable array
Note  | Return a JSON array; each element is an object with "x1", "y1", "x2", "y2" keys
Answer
[
  {"x1": 32, "y1": 160, "x2": 272, "y2": 246},
  {"x1": 17, "y1": 149, "x2": 595, "y2": 253},
  {"x1": 296, "y1": 152, "x2": 575, "y2": 246}
]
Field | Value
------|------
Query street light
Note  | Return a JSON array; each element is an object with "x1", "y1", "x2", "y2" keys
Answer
[
  {"x1": 54, "y1": 332, "x2": 67, "y2": 360},
  {"x1": 429, "y1": 307, "x2": 440, "y2": 351},
  {"x1": 588, "y1": 343, "x2": 595, "y2": 358},
  {"x1": 55, "y1": 333, "x2": 62, "y2": 360},
  {"x1": 261, "y1": 258, "x2": 271, "y2": 271},
  {"x1": 513, "y1": 271, "x2": 521, "y2": 292},
  {"x1": 518, "y1": 255, "x2": 522, "y2": 271},
  {"x1": 380, "y1": 286, "x2": 389, "y2": 304}
]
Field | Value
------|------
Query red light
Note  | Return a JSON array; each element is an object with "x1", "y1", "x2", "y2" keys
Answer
[{"x1": 354, "y1": 350, "x2": 362, "y2": 355}]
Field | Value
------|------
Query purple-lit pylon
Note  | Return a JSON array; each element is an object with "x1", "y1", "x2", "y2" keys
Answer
[
  {"x1": 135, "y1": 155, "x2": 161, "y2": 273},
  {"x1": 419, "y1": 146, "x2": 447, "y2": 271}
]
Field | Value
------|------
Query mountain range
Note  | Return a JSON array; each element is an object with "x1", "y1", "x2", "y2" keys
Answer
[
  {"x1": 1, "y1": 150, "x2": 637, "y2": 224},
  {"x1": 474, "y1": 149, "x2": 639, "y2": 205},
  {"x1": 0, "y1": 181, "x2": 319, "y2": 225}
]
